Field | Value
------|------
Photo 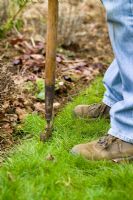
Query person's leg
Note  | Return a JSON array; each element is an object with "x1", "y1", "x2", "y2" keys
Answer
[
  {"x1": 103, "y1": 0, "x2": 133, "y2": 143},
  {"x1": 71, "y1": 0, "x2": 133, "y2": 160},
  {"x1": 73, "y1": 58, "x2": 122, "y2": 119},
  {"x1": 73, "y1": 59, "x2": 123, "y2": 118},
  {"x1": 73, "y1": 59, "x2": 123, "y2": 119},
  {"x1": 73, "y1": 58, "x2": 123, "y2": 119},
  {"x1": 103, "y1": 59, "x2": 123, "y2": 107}
]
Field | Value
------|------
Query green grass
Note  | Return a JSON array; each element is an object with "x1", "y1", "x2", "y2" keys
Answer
[{"x1": 0, "y1": 77, "x2": 133, "y2": 200}]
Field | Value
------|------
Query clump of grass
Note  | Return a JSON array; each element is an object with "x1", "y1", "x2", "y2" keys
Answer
[
  {"x1": 25, "y1": 78, "x2": 45, "y2": 100},
  {"x1": 0, "y1": 77, "x2": 133, "y2": 200}
]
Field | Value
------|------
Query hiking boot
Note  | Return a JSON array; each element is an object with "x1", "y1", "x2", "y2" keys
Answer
[
  {"x1": 73, "y1": 103, "x2": 110, "y2": 119},
  {"x1": 71, "y1": 135, "x2": 133, "y2": 161}
]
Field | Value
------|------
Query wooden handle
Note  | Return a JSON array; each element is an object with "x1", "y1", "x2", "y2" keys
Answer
[{"x1": 45, "y1": 0, "x2": 58, "y2": 86}]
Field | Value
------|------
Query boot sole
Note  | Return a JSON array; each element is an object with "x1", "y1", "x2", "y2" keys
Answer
[
  {"x1": 71, "y1": 148, "x2": 133, "y2": 163},
  {"x1": 112, "y1": 156, "x2": 133, "y2": 163}
]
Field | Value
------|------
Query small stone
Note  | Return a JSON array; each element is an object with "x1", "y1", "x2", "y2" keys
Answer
[
  {"x1": 45, "y1": 154, "x2": 55, "y2": 161},
  {"x1": 53, "y1": 102, "x2": 60, "y2": 109},
  {"x1": 58, "y1": 81, "x2": 64, "y2": 86}
]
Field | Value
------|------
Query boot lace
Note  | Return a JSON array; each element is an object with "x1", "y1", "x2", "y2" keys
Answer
[{"x1": 98, "y1": 135, "x2": 117, "y2": 149}]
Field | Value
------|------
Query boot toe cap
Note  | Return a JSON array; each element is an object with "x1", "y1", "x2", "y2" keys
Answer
[
  {"x1": 70, "y1": 144, "x2": 82, "y2": 156},
  {"x1": 73, "y1": 105, "x2": 82, "y2": 117}
]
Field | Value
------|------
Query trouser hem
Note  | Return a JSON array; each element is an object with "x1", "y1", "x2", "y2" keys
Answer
[
  {"x1": 108, "y1": 128, "x2": 133, "y2": 144},
  {"x1": 102, "y1": 96, "x2": 116, "y2": 108}
]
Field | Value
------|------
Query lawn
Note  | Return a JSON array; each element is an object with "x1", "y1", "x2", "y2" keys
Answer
[{"x1": 0, "y1": 77, "x2": 133, "y2": 200}]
